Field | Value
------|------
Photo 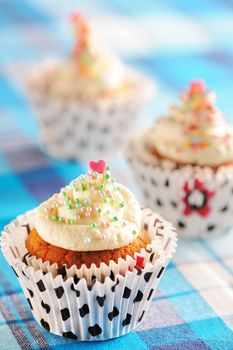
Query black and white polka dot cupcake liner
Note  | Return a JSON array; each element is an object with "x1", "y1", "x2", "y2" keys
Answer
[
  {"x1": 128, "y1": 144, "x2": 233, "y2": 238},
  {"x1": 1, "y1": 208, "x2": 176, "y2": 341},
  {"x1": 28, "y1": 71, "x2": 155, "y2": 162}
]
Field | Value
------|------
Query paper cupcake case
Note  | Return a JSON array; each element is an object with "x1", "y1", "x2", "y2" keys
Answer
[
  {"x1": 128, "y1": 150, "x2": 233, "y2": 238},
  {"x1": 1, "y1": 208, "x2": 176, "y2": 341},
  {"x1": 28, "y1": 71, "x2": 155, "y2": 162}
]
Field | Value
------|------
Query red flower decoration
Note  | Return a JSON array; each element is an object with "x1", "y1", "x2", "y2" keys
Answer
[{"x1": 182, "y1": 179, "x2": 215, "y2": 217}]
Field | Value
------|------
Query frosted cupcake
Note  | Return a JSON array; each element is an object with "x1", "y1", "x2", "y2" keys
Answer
[
  {"x1": 127, "y1": 81, "x2": 233, "y2": 237},
  {"x1": 1, "y1": 160, "x2": 176, "y2": 341},
  {"x1": 28, "y1": 13, "x2": 155, "y2": 162}
]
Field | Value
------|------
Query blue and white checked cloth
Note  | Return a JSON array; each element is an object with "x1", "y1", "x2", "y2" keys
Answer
[{"x1": 1, "y1": 0, "x2": 233, "y2": 349}]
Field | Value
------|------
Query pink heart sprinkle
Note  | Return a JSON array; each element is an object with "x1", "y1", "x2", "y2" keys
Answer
[
  {"x1": 189, "y1": 80, "x2": 205, "y2": 94},
  {"x1": 70, "y1": 11, "x2": 82, "y2": 22},
  {"x1": 89, "y1": 160, "x2": 106, "y2": 174}
]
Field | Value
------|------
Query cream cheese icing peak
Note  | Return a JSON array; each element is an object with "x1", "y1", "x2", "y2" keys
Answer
[
  {"x1": 35, "y1": 160, "x2": 141, "y2": 251},
  {"x1": 146, "y1": 81, "x2": 233, "y2": 166}
]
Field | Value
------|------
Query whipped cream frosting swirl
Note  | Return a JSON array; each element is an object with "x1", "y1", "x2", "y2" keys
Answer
[
  {"x1": 30, "y1": 13, "x2": 126, "y2": 100},
  {"x1": 147, "y1": 81, "x2": 233, "y2": 166},
  {"x1": 35, "y1": 161, "x2": 141, "y2": 251}
]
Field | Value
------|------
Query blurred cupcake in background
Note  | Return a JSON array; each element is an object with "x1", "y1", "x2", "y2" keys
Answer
[
  {"x1": 28, "y1": 13, "x2": 155, "y2": 162},
  {"x1": 1, "y1": 160, "x2": 176, "y2": 341},
  {"x1": 127, "y1": 81, "x2": 233, "y2": 238}
]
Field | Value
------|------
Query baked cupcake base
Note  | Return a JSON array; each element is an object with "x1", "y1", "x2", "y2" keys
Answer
[
  {"x1": 1, "y1": 208, "x2": 176, "y2": 341},
  {"x1": 26, "y1": 228, "x2": 150, "y2": 268}
]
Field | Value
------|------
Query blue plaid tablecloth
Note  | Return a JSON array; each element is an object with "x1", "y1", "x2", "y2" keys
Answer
[{"x1": 1, "y1": 0, "x2": 233, "y2": 349}]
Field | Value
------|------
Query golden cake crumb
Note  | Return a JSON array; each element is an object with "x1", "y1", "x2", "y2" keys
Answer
[{"x1": 26, "y1": 228, "x2": 150, "y2": 268}]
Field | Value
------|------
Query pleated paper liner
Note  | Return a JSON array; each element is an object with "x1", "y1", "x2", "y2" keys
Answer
[
  {"x1": 28, "y1": 68, "x2": 156, "y2": 162},
  {"x1": 1, "y1": 208, "x2": 177, "y2": 341},
  {"x1": 127, "y1": 136, "x2": 233, "y2": 238}
]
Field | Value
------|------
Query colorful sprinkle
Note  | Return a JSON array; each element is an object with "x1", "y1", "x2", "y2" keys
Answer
[
  {"x1": 89, "y1": 159, "x2": 106, "y2": 174},
  {"x1": 84, "y1": 237, "x2": 91, "y2": 244}
]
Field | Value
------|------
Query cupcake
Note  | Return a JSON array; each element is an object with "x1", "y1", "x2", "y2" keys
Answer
[
  {"x1": 127, "y1": 81, "x2": 233, "y2": 238},
  {"x1": 1, "y1": 160, "x2": 176, "y2": 341},
  {"x1": 28, "y1": 13, "x2": 155, "y2": 162}
]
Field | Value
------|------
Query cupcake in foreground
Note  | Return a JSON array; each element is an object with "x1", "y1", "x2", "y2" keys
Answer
[
  {"x1": 1, "y1": 160, "x2": 176, "y2": 341},
  {"x1": 28, "y1": 13, "x2": 155, "y2": 162},
  {"x1": 127, "y1": 81, "x2": 233, "y2": 238}
]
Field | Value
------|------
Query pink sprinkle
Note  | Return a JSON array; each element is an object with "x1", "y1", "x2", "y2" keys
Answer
[
  {"x1": 189, "y1": 80, "x2": 205, "y2": 95},
  {"x1": 89, "y1": 160, "x2": 106, "y2": 174},
  {"x1": 70, "y1": 11, "x2": 82, "y2": 22}
]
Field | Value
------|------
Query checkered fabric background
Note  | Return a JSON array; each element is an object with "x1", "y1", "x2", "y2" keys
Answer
[{"x1": 1, "y1": 0, "x2": 233, "y2": 349}]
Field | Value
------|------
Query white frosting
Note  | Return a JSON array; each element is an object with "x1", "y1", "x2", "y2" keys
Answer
[
  {"x1": 30, "y1": 56, "x2": 126, "y2": 100},
  {"x1": 35, "y1": 167, "x2": 141, "y2": 251},
  {"x1": 145, "y1": 84, "x2": 233, "y2": 166},
  {"x1": 29, "y1": 15, "x2": 128, "y2": 100}
]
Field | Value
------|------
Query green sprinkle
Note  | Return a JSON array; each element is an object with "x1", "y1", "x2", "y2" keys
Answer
[
  {"x1": 68, "y1": 204, "x2": 73, "y2": 210},
  {"x1": 74, "y1": 198, "x2": 79, "y2": 204},
  {"x1": 91, "y1": 223, "x2": 97, "y2": 228},
  {"x1": 108, "y1": 198, "x2": 114, "y2": 205},
  {"x1": 120, "y1": 202, "x2": 125, "y2": 208},
  {"x1": 97, "y1": 208, "x2": 102, "y2": 214},
  {"x1": 58, "y1": 217, "x2": 64, "y2": 222},
  {"x1": 98, "y1": 184, "x2": 104, "y2": 190},
  {"x1": 88, "y1": 182, "x2": 93, "y2": 187},
  {"x1": 105, "y1": 174, "x2": 110, "y2": 181},
  {"x1": 111, "y1": 216, "x2": 118, "y2": 222},
  {"x1": 71, "y1": 219, "x2": 77, "y2": 225},
  {"x1": 132, "y1": 230, "x2": 136, "y2": 235},
  {"x1": 61, "y1": 188, "x2": 67, "y2": 196},
  {"x1": 106, "y1": 166, "x2": 111, "y2": 171},
  {"x1": 52, "y1": 215, "x2": 59, "y2": 221},
  {"x1": 82, "y1": 186, "x2": 87, "y2": 192}
]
